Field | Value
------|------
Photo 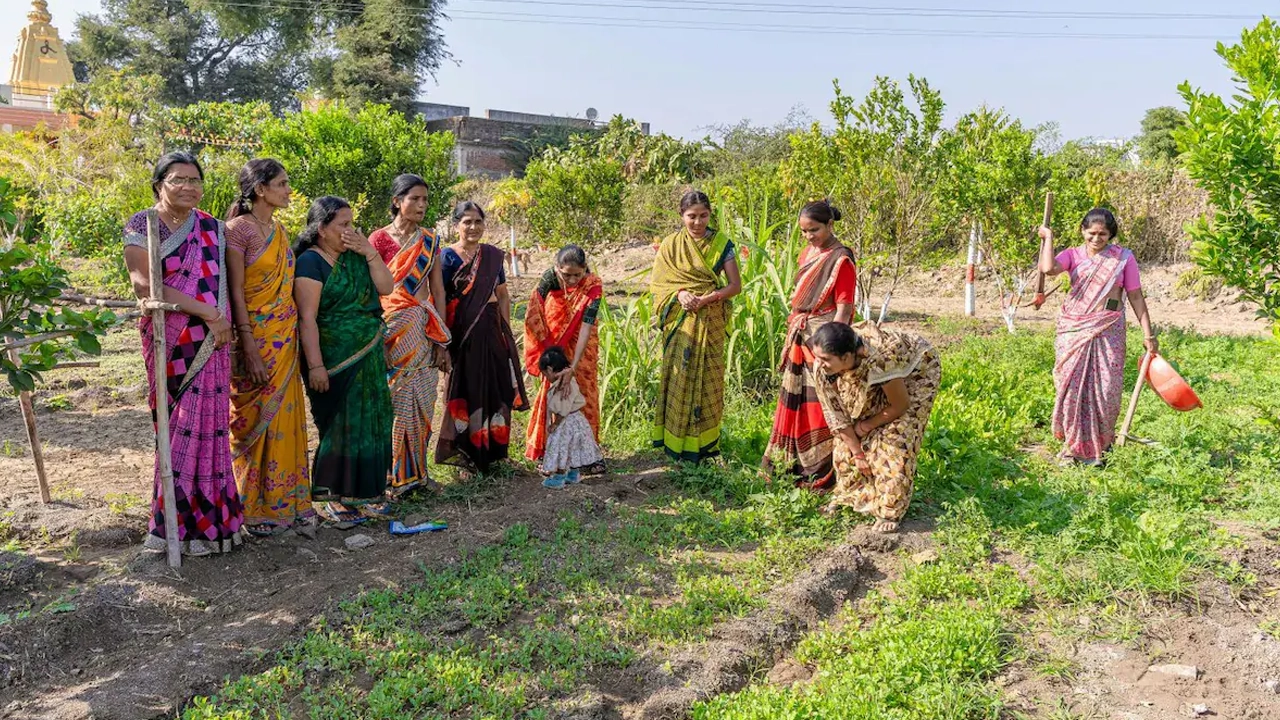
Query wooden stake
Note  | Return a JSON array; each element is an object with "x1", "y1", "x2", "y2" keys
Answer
[
  {"x1": 1033, "y1": 192, "x2": 1055, "y2": 310},
  {"x1": 147, "y1": 210, "x2": 182, "y2": 569},
  {"x1": 1117, "y1": 351, "x2": 1154, "y2": 447},
  {"x1": 8, "y1": 349, "x2": 51, "y2": 504}
]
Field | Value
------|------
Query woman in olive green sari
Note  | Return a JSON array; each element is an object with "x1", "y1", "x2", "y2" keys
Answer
[
  {"x1": 650, "y1": 191, "x2": 742, "y2": 462},
  {"x1": 293, "y1": 196, "x2": 395, "y2": 522}
]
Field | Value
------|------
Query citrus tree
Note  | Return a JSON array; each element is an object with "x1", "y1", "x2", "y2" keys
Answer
[
  {"x1": 1177, "y1": 18, "x2": 1280, "y2": 340},
  {"x1": 937, "y1": 106, "x2": 1049, "y2": 331},
  {"x1": 782, "y1": 75, "x2": 946, "y2": 322}
]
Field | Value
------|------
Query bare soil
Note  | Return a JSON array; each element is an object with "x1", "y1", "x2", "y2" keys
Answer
[{"x1": 0, "y1": 246, "x2": 1272, "y2": 719}]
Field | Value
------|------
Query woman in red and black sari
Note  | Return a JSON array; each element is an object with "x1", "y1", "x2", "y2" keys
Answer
[
  {"x1": 436, "y1": 201, "x2": 528, "y2": 473},
  {"x1": 763, "y1": 200, "x2": 857, "y2": 489},
  {"x1": 523, "y1": 245, "x2": 605, "y2": 472}
]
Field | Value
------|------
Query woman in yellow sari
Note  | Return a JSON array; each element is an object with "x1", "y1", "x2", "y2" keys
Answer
[
  {"x1": 225, "y1": 158, "x2": 311, "y2": 536},
  {"x1": 650, "y1": 191, "x2": 742, "y2": 462}
]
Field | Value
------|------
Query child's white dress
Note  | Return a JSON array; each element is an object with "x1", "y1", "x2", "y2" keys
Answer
[{"x1": 541, "y1": 377, "x2": 603, "y2": 475}]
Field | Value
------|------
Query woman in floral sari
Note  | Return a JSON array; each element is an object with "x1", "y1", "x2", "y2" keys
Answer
[
  {"x1": 650, "y1": 191, "x2": 742, "y2": 463},
  {"x1": 1038, "y1": 208, "x2": 1158, "y2": 466},
  {"x1": 224, "y1": 158, "x2": 311, "y2": 536},
  {"x1": 370, "y1": 174, "x2": 452, "y2": 497},
  {"x1": 524, "y1": 245, "x2": 605, "y2": 472},
  {"x1": 764, "y1": 200, "x2": 856, "y2": 488},
  {"x1": 811, "y1": 322, "x2": 941, "y2": 533},
  {"x1": 436, "y1": 201, "x2": 528, "y2": 474},
  {"x1": 293, "y1": 196, "x2": 396, "y2": 522},
  {"x1": 123, "y1": 152, "x2": 242, "y2": 556}
]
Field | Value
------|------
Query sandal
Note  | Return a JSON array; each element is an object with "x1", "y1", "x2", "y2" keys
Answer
[{"x1": 246, "y1": 523, "x2": 288, "y2": 538}]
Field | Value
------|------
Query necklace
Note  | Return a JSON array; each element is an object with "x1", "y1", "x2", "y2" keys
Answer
[
  {"x1": 315, "y1": 245, "x2": 339, "y2": 267},
  {"x1": 389, "y1": 222, "x2": 419, "y2": 247},
  {"x1": 452, "y1": 241, "x2": 478, "y2": 264},
  {"x1": 247, "y1": 212, "x2": 275, "y2": 237},
  {"x1": 157, "y1": 204, "x2": 189, "y2": 229}
]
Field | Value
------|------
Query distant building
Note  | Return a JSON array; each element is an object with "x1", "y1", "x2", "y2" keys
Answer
[
  {"x1": 1, "y1": 0, "x2": 72, "y2": 132},
  {"x1": 416, "y1": 103, "x2": 649, "y2": 178}
]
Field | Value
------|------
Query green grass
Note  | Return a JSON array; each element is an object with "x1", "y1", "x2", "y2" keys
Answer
[{"x1": 181, "y1": 325, "x2": 1280, "y2": 719}]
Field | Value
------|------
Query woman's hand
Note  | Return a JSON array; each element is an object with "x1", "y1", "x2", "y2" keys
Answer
[
  {"x1": 854, "y1": 419, "x2": 873, "y2": 439},
  {"x1": 239, "y1": 333, "x2": 270, "y2": 386},
  {"x1": 204, "y1": 308, "x2": 234, "y2": 349},
  {"x1": 696, "y1": 292, "x2": 718, "y2": 308},
  {"x1": 854, "y1": 456, "x2": 873, "y2": 478},
  {"x1": 1037, "y1": 225, "x2": 1054, "y2": 243},
  {"x1": 435, "y1": 350, "x2": 452, "y2": 374},
  {"x1": 554, "y1": 368, "x2": 574, "y2": 398},
  {"x1": 343, "y1": 227, "x2": 376, "y2": 259},
  {"x1": 1144, "y1": 335, "x2": 1159, "y2": 355},
  {"x1": 308, "y1": 366, "x2": 330, "y2": 393},
  {"x1": 677, "y1": 290, "x2": 701, "y2": 312}
]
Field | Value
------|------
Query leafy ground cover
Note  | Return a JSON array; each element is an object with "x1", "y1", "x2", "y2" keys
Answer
[{"x1": 178, "y1": 323, "x2": 1280, "y2": 719}]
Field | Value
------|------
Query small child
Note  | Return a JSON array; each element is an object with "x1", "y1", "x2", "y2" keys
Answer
[{"x1": 538, "y1": 346, "x2": 603, "y2": 488}]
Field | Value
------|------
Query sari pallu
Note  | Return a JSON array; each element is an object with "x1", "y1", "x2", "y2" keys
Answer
[
  {"x1": 437, "y1": 243, "x2": 529, "y2": 473},
  {"x1": 1052, "y1": 244, "x2": 1132, "y2": 462},
  {"x1": 229, "y1": 222, "x2": 311, "y2": 530},
  {"x1": 650, "y1": 229, "x2": 732, "y2": 463},
  {"x1": 382, "y1": 229, "x2": 452, "y2": 497},
  {"x1": 523, "y1": 271, "x2": 603, "y2": 463},
  {"x1": 127, "y1": 209, "x2": 243, "y2": 556},
  {"x1": 764, "y1": 244, "x2": 856, "y2": 484},
  {"x1": 305, "y1": 251, "x2": 392, "y2": 502}
]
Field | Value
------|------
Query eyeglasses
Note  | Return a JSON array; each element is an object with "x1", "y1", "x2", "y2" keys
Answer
[{"x1": 164, "y1": 176, "x2": 204, "y2": 188}]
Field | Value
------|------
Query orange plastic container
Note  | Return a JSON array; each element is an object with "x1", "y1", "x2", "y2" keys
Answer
[{"x1": 1145, "y1": 353, "x2": 1202, "y2": 411}]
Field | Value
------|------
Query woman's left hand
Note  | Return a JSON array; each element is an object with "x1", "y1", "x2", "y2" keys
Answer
[
  {"x1": 1144, "y1": 335, "x2": 1159, "y2": 355},
  {"x1": 854, "y1": 420, "x2": 871, "y2": 438},
  {"x1": 854, "y1": 455, "x2": 873, "y2": 478},
  {"x1": 435, "y1": 350, "x2": 452, "y2": 374}
]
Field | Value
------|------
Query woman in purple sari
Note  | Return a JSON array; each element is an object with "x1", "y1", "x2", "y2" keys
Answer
[
  {"x1": 1038, "y1": 208, "x2": 1159, "y2": 466},
  {"x1": 123, "y1": 152, "x2": 243, "y2": 556}
]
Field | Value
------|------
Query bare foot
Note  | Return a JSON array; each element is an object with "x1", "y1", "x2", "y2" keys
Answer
[{"x1": 872, "y1": 519, "x2": 899, "y2": 534}]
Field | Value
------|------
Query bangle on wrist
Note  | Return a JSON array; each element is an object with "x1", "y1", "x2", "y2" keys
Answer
[{"x1": 309, "y1": 364, "x2": 323, "y2": 371}]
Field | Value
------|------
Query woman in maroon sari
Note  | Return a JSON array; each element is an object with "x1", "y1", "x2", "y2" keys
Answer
[
  {"x1": 436, "y1": 201, "x2": 528, "y2": 473},
  {"x1": 123, "y1": 152, "x2": 243, "y2": 556}
]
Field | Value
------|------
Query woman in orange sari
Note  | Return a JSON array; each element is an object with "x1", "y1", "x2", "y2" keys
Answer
[
  {"x1": 524, "y1": 245, "x2": 605, "y2": 473},
  {"x1": 370, "y1": 174, "x2": 452, "y2": 497}
]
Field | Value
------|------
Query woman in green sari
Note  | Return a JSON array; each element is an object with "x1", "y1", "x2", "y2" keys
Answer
[
  {"x1": 293, "y1": 196, "x2": 395, "y2": 522},
  {"x1": 650, "y1": 191, "x2": 742, "y2": 462}
]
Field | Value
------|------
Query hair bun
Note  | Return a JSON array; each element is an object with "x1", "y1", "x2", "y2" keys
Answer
[{"x1": 828, "y1": 203, "x2": 843, "y2": 222}]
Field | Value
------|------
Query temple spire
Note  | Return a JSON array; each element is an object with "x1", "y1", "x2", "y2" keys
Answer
[{"x1": 8, "y1": 0, "x2": 75, "y2": 107}]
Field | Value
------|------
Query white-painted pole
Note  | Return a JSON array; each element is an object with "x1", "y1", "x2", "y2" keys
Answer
[
  {"x1": 509, "y1": 226, "x2": 520, "y2": 278},
  {"x1": 965, "y1": 220, "x2": 978, "y2": 317}
]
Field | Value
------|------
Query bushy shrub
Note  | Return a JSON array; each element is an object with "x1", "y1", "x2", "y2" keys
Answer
[
  {"x1": 524, "y1": 150, "x2": 625, "y2": 250},
  {"x1": 260, "y1": 101, "x2": 457, "y2": 230}
]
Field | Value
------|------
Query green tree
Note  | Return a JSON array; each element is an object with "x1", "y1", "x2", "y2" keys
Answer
[
  {"x1": 937, "y1": 106, "x2": 1049, "y2": 330},
  {"x1": 1138, "y1": 106, "x2": 1188, "y2": 165},
  {"x1": 259, "y1": 102, "x2": 457, "y2": 230},
  {"x1": 586, "y1": 116, "x2": 710, "y2": 184},
  {"x1": 0, "y1": 241, "x2": 118, "y2": 393},
  {"x1": 314, "y1": 0, "x2": 450, "y2": 115},
  {"x1": 524, "y1": 150, "x2": 626, "y2": 249},
  {"x1": 70, "y1": 0, "x2": 310, "y2": 110},
  {"x1": 54, "y1": 67, "x2": 163, "y2": 125},
  {"x1": 1177, "y1": 18, "x2": 1280, "y2": 340},
  {"x1": 70, "y1": 0, "x2": 450, "y2": 112},
  {"x1": 782, "y1": 76, "x2": 946, "y2": 322}
]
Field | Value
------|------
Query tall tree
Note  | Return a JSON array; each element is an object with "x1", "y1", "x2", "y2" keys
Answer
[
  {"x1": 67, "y1": 0, "x2": 449, "y2": 112},
  {"x1": 314, "y1": 0, "x2": 450, "y2": 115},
  {"x1": 1138, "y1": 106, "x2": 1188, "y2": 165},
  {"x1": 1178, "y1": 19, "x2": 1280, "y2": 340}
]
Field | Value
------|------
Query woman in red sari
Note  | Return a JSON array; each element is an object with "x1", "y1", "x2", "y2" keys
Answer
[
  {"x1": 763, "y1": 200, "x2": 857, "y2": 488},
  {"x1": 524, "y1": 245, "x2": 605, "y2": 473},
  {"x1": 1038, "y1": 208, "x2": 1158, "y2": 466}
]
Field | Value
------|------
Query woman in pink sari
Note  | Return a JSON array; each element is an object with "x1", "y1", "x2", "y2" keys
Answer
[
  {"x1": 1038, "y1": 208, "x2": 1158, "y2": 466},
  {"x1": 123, "y1": 152, "x2": 243, "y2": 556}
]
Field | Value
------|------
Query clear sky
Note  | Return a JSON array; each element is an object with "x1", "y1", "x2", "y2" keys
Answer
[{"x1": 2, "y1": 0, "x2": 1271, "y2": 140}]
